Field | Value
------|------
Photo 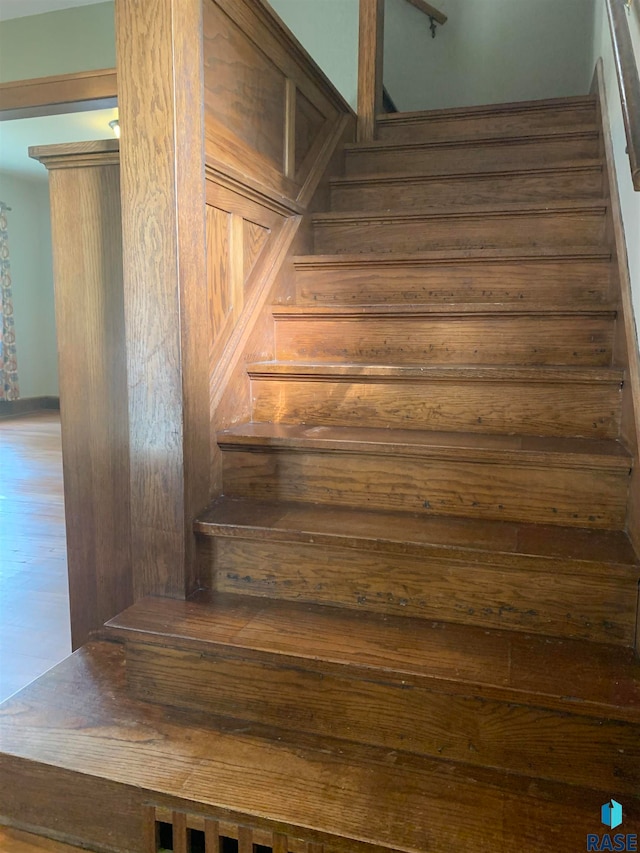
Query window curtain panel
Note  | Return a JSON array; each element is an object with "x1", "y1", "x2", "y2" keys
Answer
[{"x1": 0, "y1": 201, "x2": 20, "y2": 401}]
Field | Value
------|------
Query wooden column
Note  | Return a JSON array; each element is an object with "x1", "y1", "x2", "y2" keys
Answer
[
  {"x1": 357, "y1": 0, "x2": 385, "y2": 142},
  {"x1": 115, "y1": 0, "x2": 209, "y2": 599},
  {"x1": 29, "y1": 140, "x2": 132, "y2": 649}
]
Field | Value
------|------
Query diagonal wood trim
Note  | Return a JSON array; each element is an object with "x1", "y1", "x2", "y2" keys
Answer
[
  {"x1": 606, "y1": 0, "x2": 640, "y2": 190},
  {"x1": 0, "y1": 69, "x2": 117, "y2": 120},
  {"x1": 593, "y1": 58, "x2": 640, "y2": 559},
  {"x1": 404, "y1": 0, "x2": 448, "y2": 26}
]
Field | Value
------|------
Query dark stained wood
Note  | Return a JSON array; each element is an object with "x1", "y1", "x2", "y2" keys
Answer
[
  {"x1": 312, "y1": 200, "x2": 608, "y2": 254},
  {"x1": 123, "y1": 639, "x2": 640, "y2": 792},
  {"x1": 357, "y1": 0, "x2": 384, "y2": 142},
  {"x1": 29, "y1": 142, "x2": 131, "y2": 650},
  {"x1": 606, "y1": 0, "x2": 640, "y2": 190},
  {"x1": 293, "y1": 248, "x2": 614, "y2": 306},
  {"x1": 0, "y1": 69, "x2": 117, "y2": 120},
  {"x1": 376, "y1": 94, "x2": 597, "y2": 141},
  {"x1": 6, "y1": 642, "x2": 640, "y2": 852},
  {"x1": 219, "y1": 424, "x2": 630, "y2": 528},
  {"x1": 107, "y1": 594, "x2": 640, "y2": 722},
  {"x1": 116, "y1": 0, "x2": 210, "y2": 599},
  {"x1": 249, "y1": 363, "x2": 622, "y2": 439}
]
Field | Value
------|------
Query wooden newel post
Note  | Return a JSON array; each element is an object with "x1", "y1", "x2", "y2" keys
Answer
[{"x1": 357, "y1": 0, "x2": 385, "y2": 142}]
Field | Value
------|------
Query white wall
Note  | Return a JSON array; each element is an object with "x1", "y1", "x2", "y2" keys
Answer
[
  {"x1": 593, "y1": 1, "x2": 640, "y2": 348},
  {"x1": 384, "y1": 0, "x2": 598, "y2": 111},
  {"x1": 0, "y1": 173, "x2": 58, "y2": 397},
  {"x1": 268, "y1": 0, "x2": 359, "y2": 110}
]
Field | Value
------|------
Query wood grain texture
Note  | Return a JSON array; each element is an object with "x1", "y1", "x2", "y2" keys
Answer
[
  {"x1": 345, "y1": 130, "x2": 600, "y2": 176},
  {"x1": 312, "y1": 201, "x2": 608, "y2": 254},
  {"x1": 203, "y1": 535, "x2": 638, "y2": 643},
  {"x1": 331, "y1": 163, "x2": 604, "y2": 211},
  {"x1": 108, "y1": 593, "x2": 640, "y2": 722},
  {"x1": 357, "y1": 0, "x2": 384, "y2": 142},
  {"x1": 125, "y1": 639, "x2": 640, "y2": 791},
  {"x1": 116, "y1": 0, "x2": 209, "y2": 599},
  {"x1": 220, "y1": 425, "x2": 630, "y2": 528},
  {"x1": 294, "y1": 250, "x2": 613, "y2": 306},
  {"x1": 250, "y1": 365, "x2": 622, "y2": 438},
  {"x1": 5, "y1": 642, "x2": 638, "y2": 853},
  {"x1": 0, "y1": 69, "x2": 117, "y2": 120},
  {"x1": 202, "y1": 0, "x2": 346, "y2": 200},
  {"x1": 376, "y1": 95, "x2": 597, "y2": 141},
  {"x1": 273, "y1": 309, "x2": 615, "y2": 366},
  {"x1": 31, "y1": 143, "x2": 131, "y2": 650}
]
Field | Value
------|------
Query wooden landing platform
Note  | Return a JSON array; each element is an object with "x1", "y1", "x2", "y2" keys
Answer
[{"x1": 1, "y1": 641, "x2": 639, "y2": 853}]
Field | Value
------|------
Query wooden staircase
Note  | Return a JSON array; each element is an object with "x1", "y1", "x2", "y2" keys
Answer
[{"x1": 2, "y1": 94, "x2": 640, "y2": 852}]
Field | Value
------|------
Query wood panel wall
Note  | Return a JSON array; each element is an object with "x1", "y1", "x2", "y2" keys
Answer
[
  {"x1": 201, "y1": 0, "x2": 354, "y2": 496},
  {"x1": 115, "y1": 0, "x2": 210, "y2": 601},
  {"x1": 29, "y1": 140, "x2": 132, "y2": 649}
]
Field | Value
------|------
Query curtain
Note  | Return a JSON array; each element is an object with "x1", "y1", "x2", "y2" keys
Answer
[{"x1": 0, "y1": 201, "x2": 19, "y2": 401}]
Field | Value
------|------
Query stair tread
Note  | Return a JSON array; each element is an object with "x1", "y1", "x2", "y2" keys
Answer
[
  {"x1": 195, "y1": 496, "x2": 639, "y2": 570},
  {"x1": 293, "y1": 246, "x2": 612, "y2": 266},
  {"x1": 344, "y1": 127, "x2": 599, "y2": 154},
  {"x1": 106, "y1": 593, "x2": 640, "y2": 721},
  {"x1": 375, "y1": 94, "x2": 597, "y2": 123},
  {"x1": 218, "y1": 422, "x2": 631, "y2": 470},
  {"x1": 272, "y1": 303, "x2": 617, "y2": 317},
  {"x1": 4, "y1": 641, "x2": 639, "y2": 851},
  {"x1": 312, "y1": 199, "x2": 608, "y2": 223},
  {"x1": 247, "y1": 361, "x2": 624, "y2": 383},
  {"x1": 330, "y1": 160, "x2": 604, "y2": 186}
]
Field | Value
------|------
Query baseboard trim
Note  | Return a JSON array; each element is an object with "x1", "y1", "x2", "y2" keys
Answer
[{"x1": 0, "y1": 396, "x2": 60, "y2": 419}]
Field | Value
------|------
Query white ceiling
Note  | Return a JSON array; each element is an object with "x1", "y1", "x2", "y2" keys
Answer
[
  {"x1": 0, "y1": 0, "x2": 108, "y2": 22},
  {"x1": 0, "y1": 107, "x2": 118, "y2": 179}
]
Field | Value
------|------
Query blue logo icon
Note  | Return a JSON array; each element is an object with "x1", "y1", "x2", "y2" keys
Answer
[{"x1": 602, "y1": 800, "x2": 623, "y2": 830}]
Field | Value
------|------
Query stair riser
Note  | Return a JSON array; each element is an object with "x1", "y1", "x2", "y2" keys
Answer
[
  {"x1": 274, "y1": 316, "x2": 614, "y2": 366},
  {"x1": 251, "y1": 378, "x2": 621, "y2": 439},
  {"x1": 331, "y1": 169, "x2": 603, "y2": 211},
  {"x1": 376, "y1": 106, "x2": 597, "y2": 143},
  {"x1": 313, "y1": 210, "x2": 606, "y2": 254},
  {"x1": 125, "y1": 641, "x2": 640, "y2": 793},
  {"x1": 200, "y1": 537, "x2": 637, "y2": 644},
  {"x1": 295, "y1": 259, "x2": 613, "y2": 306},
  {"x1": 345, "y1": 136, "x2": 600, "y2": 176},
  {"x1": 221, "y1": 449, "x2": 628, "y2": 528}
]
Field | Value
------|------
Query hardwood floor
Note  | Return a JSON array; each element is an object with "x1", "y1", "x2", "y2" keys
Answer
[{"x1": 0, "y1": 413, "x2": 71, "y2": 703}]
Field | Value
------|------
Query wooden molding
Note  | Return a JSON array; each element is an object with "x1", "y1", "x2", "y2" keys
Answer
[
  {"x1": 29, "y1": 139, "x2": 119, "y2": 170},
  {"x1": 606, "y1": 0, "x2": 640, "y2": 190},
  {"x1": 205, "y1": 156, "x2": 304, "y2": 217},
  {"x1": 357, "y1": 0, "x2": 385, "y2": 142},
  {"x1": 0, "y1": 69, "x2": 117, "y2": 120},
  {"x1": 593, "y1": 58, "x2": 640, "y2": 555}
]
